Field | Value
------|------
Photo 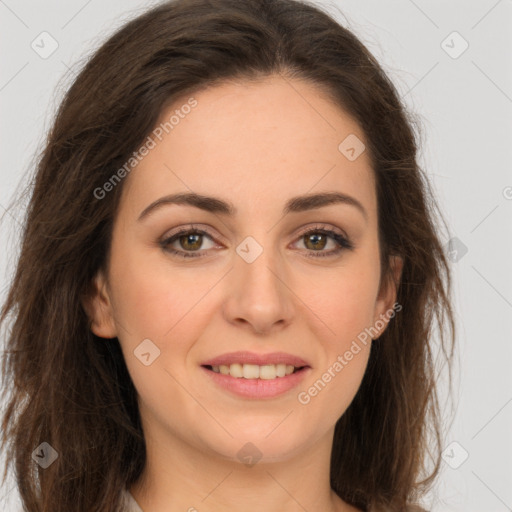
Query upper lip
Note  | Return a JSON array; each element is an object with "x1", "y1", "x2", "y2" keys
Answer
[{"x1": 201, "y1": 351, "x2": 310, "y2": 368}]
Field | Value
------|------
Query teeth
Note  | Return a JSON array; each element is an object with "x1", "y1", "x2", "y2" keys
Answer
[
  {"x1": 243, "y1": 364, "x2": 260, "y2": 379},
  {"x1": 210, "y1": 363, "x2": 300, "y2": 379}
]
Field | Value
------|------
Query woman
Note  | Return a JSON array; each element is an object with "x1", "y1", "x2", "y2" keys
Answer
[{"x1": 0, "y1": 0, "x2": 456, "y2": 511}]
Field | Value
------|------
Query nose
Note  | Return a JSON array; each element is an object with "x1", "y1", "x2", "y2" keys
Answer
[{"x1": 222, "y1": 242, "x2": 294, "y2": 336}]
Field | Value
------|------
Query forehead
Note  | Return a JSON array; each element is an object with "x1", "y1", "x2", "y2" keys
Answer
[{"x1": 120, "y1": 75, "x2": 376, "y2": 220}]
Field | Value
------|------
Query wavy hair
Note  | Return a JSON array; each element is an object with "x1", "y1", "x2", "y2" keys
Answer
[{"x1": 0, "y1": 0, "x2": 456, "y2": 510}]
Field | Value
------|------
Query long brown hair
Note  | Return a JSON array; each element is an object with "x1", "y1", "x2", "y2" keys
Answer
[{"x1": 0, "y1": 0, "x2": 456, "y2": 510}]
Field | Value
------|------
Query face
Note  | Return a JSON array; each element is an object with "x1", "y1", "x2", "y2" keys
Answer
[{"x1": 85, "y1": 74, "x2": 402, "y2": 464}]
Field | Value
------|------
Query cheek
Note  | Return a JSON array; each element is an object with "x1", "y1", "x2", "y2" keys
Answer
[
  {"x1": 109, "y1": 242, "x2": 209, "y2": 340},
  {"x1": 108, "y1": 245, "x2": 222, "y2": 396},
  {"x1": 301, "y1": 264, "x2": 379, "y2": 344},
  {"x1": 296, "y1": 332, "x2": 371, "y2": 432},
  {"x1": 301, "y1": 262, "x2": 378, "y2": 415},
  {"x1": 293, "y1": 266, "x2": 376, "y2": 411}
]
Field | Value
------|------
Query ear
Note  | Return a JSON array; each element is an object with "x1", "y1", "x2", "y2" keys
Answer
[
  {"x1": 372, "y1": 255, "x2": 403, "y2": 339},
  {"x1": 81, "y1": 269, "x2": 118, "y2": 339}
]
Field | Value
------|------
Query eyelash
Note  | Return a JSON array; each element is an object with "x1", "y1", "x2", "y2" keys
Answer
[{"x1": 159, "y1": 224, "x2": 354, "y2": 259}]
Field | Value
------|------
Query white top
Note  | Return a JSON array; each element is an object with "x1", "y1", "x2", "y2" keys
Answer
[
  {"x1": 119, "y1": 487, "x2": 426, "y2": 512},
  {"x1": 121, "y1": 488, "x2": 144, "y2": 512}
]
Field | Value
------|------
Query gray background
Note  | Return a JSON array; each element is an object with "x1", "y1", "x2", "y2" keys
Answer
[{"x1": 1, "y1": 1, "x2": 511, "y2": 511}]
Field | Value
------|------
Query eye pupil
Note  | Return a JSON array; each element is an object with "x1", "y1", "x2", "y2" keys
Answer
[
  {"x1": 305, "y1": 233, "x2": 327, "y2": 250},
  {"x1": 181, "y1": 233, "x2": 202, "y2": 251}
]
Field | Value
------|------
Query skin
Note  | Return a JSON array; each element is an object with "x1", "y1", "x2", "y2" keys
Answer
[{"x1": 84, "y1": 74, "x2": 402, "y2": 512}]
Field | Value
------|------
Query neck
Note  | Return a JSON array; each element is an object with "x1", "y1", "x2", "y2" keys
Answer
[{"x1": 129, "y1": 421, "x2": 360, "y2": 512}]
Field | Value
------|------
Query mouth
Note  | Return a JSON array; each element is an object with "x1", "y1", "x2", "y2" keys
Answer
[
  {"x1": 200, "y1": 351, "x2": 311, "y2": 398},
  {"x1": 200, "y1": 362, "x2": 311, "y2": 399},
  {"x1": 202, "y1": 363, "x2": 308, "y2": 379}
]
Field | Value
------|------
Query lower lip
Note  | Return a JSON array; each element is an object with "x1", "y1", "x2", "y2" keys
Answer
[{"x1": 201, "y1": 366, "x2": 311, "y2": 399}]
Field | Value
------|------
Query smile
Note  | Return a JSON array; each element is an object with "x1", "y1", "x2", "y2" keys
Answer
[
  {"x1": 201, "y1": 364, "x2": 310, "y2": 399},
  {"x1": 204, "y1": 363, "x2": 302, "y2": 379}
]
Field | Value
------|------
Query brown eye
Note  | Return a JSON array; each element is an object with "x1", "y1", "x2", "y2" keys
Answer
[
  {"x1": 178, "y1": 233, "x2": 203, "y2": 251},
  {"x1": 303, "y1": 232, "x2": 329, "y2": 251},
  {"x1": 160, "y1": 228, "x2": 217, "y2": 258},
  {"x1": 293, "y1": 227, "x2": 354, "y2": 258}
]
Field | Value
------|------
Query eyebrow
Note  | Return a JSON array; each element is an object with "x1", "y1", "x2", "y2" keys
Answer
[{"x1": 137, "y1": 191, "x2": 368, "y2": 223}]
